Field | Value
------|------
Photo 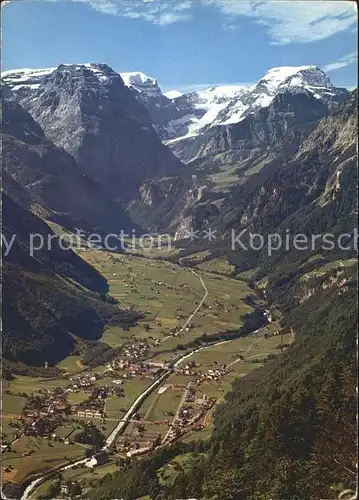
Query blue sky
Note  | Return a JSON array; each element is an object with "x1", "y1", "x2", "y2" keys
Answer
[{"x1": 2, "y1": 0, "x2": 357, "y2": 92}]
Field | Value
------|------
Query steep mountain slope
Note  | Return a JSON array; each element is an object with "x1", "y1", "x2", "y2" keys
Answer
[
  {"x1": 129, "y1": 91, "x2": 333, "y2": 236},
  {"x1": 127, "y1": 174, "x2": 219, "y2": 238},
  {"x1": 119, "y1": 71, "x2": 183, "y2": 137},
  {"x1": 3, "y1": 64, "x2": 183, "y2": 200},
  {"x1": 2, "y1": 98, "x2": 133, "y2": 233},
  {"x1": 2, "y1": 191, "x2": 140, "y2": 366},
  {"x1": 1, "y1": 78, "x2": 146, "y2": 366},
  {"x1": 171, "y1": 89, "x2": 329, "y2": 165},
  {"x1": 218, "y1": 90, "x2": 358, "y2": 262},
  {"x1": 198, "y1": 91, "x2": 357, "y2": 500}
]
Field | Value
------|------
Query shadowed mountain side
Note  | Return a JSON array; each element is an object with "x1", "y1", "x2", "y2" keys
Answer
[
  {"x1": 2, "y1": 99, "x2": 133, "y2": 234},
  {"x1": 2, "y1": 193, "x2": 141, "y2": 365}
]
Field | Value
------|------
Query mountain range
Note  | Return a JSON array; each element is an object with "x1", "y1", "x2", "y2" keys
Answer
[
  {"x1": 2, "y1": 63, "x2": 352, "y2": 239},
  {"x1": 3, "y1": 64, "x2": 348, "y2": 148}
]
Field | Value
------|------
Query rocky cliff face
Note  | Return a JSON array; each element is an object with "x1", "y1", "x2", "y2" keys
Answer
[
  {"x1": 215, "y1": 90, "x2": 358, "y2": 256},
  {"x1": 121, "y1": 65, "x2": 347, "y2": 154},
  {"x1": 129, "y1": 90, "x2": 357, "y2": 240},
  {"x1": 127, "y1": 174, "x2": 220, "y2": 237},
  {"x1": 2, "y1": 98, "x2": 133, "y2": 233},
  {"x1": 4, "y1": 64, "x2": 347, "y2": 158},
  {"x1": 119, "y1": 71, "x2": 185, "y2": 138},
  {"x1": 171, "y1": 90, "x2": 329, "y2": 165},
  {"x1": 3, "y1": 64, "x2": 183, "y2": 200}
]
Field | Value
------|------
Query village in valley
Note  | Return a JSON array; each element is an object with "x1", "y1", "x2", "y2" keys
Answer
[{"x1": 1, "y1": 247, "x2": 293, "y2": 497}]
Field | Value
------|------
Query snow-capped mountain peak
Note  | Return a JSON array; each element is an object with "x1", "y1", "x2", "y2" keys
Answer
[
  {"x1": 119, "y1": 71, "x2": 165, "y2": 106},
  {"x1": 164, "y1": 90, "x2": 183, "y2": 99},
  {"x1": 164, "y1": 84, "x2": 250, "y2": 140},
  {"x1": 120, "y1": 71, "x2": 157, "y2": 89},
  {"x1": 211, "y1": 65, "x2": 340, "y2": 127},
  {"x1": 256, "y1": 65, "x2": 334, "y2": 95},
  {"x1": 1, "y1": 67, "x2": 56, "y2": 91},
  {"x1": 1, "y1": 63, "x2": 120, "y2": 97},
  {"x1": 2, "y1": 63, "x2": 348, "y2": 146}
]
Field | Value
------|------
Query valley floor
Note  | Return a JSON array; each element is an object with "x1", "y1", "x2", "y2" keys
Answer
[{"x1": 1, "y1": 245, "x2": 293, "y2": 498}]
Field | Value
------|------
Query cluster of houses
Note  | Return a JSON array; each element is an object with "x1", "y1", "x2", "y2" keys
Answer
[
  {"x1": 164, "y1": 404, "x2": 205, "y2": 443},
  {"x1": 177, "y1": 361, "x2": 230, "y2": 385},
  {"x1": 116, "y1": 428, "x2": 162, "y2": 456},
  {"x1": 104, "y1": 356, "x2": 164, "y2": 381},
  {"x1": 17, "y1": 373, "x2": 128, "y2": 438},
  {"x1": 123, "y1": 339, "x2": 159, "y2": 358},
  {"x1": 67, "y1": 371, "x2": 104, "y2": 389},
  {"x1": 75, "y1": 386, "x2": 123, "y2": 419},
  {"x1": 169, "y1": 322, "x2": 194, "y2": 337},
  {"x1": 194, "y1": 364, "x2": 230, "y2": 384},
  {"x1": 21, "y1": 388, "x2": 71, "y2": 437},
  {"x1": 178, "y1": 362, "x2": 197, "y2": 377}
]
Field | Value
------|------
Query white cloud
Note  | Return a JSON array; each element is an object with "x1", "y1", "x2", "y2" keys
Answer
[
  {"x1": 207, "y1": 0, "x2": 357, "y2": 44},
  {"x1": 69, "y1": 0, "x2": 192, "y2": 24},
  {"x1": 68, "y1": 0, "x2": 357, "y2": 43},
  {"x1": 222, "y1": 22, "x2": 237, "y2": 32},
  {"x1": 323, "y1": 52, "x2": 357, "y2": 72}
]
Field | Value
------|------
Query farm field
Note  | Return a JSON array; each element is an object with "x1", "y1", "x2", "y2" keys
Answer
[
  {"x1": 1, "y1": 374, "x2": 156, "y2": 487},
  {"x1": 81, "y1": 250, "x2": 255, "y2": 352},
  {"x1": 30, "y1": 479, "x2": 53, "y2": 499},
  {"x1": 120, "y1": 328, "x2": 287, "y2": 448},
  {"x1": 152, "y1": 327, "x2": 294, "y2": 442},
  {"x1": 30, "y1": 461, "x2": 121, "y2": 499},
  {"x1": 2, "y1": 392, "x2": 27, "y2": 416},
  {"x1": 300, "y1": 257, "x2": 357, "y2": 280},
  {"x1": 174, "y1": 330, "x2": 293, "y2": 370},
  {"x1": 100, "y1": 326, "x2": 131, "y2": 347},
  {"x1": 182, "y1": 425, "x2": 213, "y2": 443},
  {"x1": 68, "y1": 379, "x2": 154, "y2": 437},
  {"x1": 57, "y1": 356, "x2": 83, "y2": 373},
  {"x1": 1, "y1": 436, "x2": 85, "y2": 484},
  {"x1": 2, "y1": 416, "x2": 22, "y2": 442},
  {"x1": 123, "y1": 237, "x2": 181, "y2": 258},
  {"x1": 158, "y1": 452, "x2": 208, "y2": 485},
  {"x1": 53, "y1": 423, "x2": 79, "y2": 439},
  {"x1": 105, "y1": 379, "x2": 152, "y2": 417},
  {"x1": 5, "y1": 375, "x2": 72, "y2": 395},
  {"x1": 67, "y1": 390, "x2": 89, "y2": 405},
  {"x1": 196, "y1": 258, "x2": 235, "y2": 276},
  {"x1": 120, "y1": 420, "x2": 168, "y2": 450},
  {"x1": 61, "y1": 459, "x2": 120, "y2": 483},
  {"x1": 144, "y1": 387, "x2": 183, "y2": 422}
]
